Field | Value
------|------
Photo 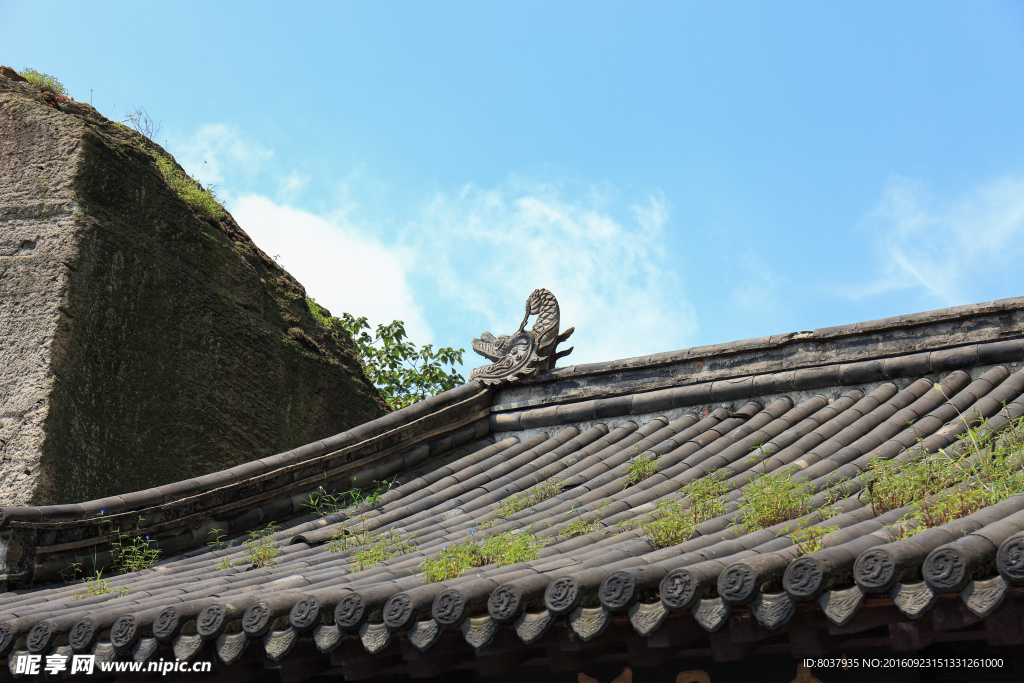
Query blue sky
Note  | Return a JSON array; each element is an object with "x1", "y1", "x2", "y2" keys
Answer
[{"x1": 4, "y1": 1, "x2": 1024, "y2": 370}]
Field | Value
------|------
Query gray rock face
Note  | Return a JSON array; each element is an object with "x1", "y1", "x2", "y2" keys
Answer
[{"x1": 0, "y1": 73, "x2": 388, "y2": 505}]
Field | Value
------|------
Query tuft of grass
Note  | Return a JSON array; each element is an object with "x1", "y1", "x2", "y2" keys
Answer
[
  {"x1": 787, "y1": 524, "x2": 839, "y2": 555},
  {"x1": 492, "y1": 477, "x2": 564, "y2": 519},
  {"x1": 639, "y1": 475, "x2": 730, "y2": 549},
  {"x1": 865, "y1": 411, "x2": 1024, "y2": 538},
  {"x1": 861, "y1": 456, "x2": 961, "y2": 516},
  {"x1": 99, "y1": 515, "x2": 161, "y2": 575},
  {"x1": 242, "y1": 523, "x2": 281, "y2": 568},
  {"x1": 639, "y1": 499, "x2": 692, "y2": 548},
  {"x1": 206, "y1": 528, "x2": 231, "y2": 551},
  {"x1": 685, "y1": 474, "x2": 731, "y2": 521},
  {"x1": 561, "y1": 517, "x2": 602, "y2": 539},
  {"x1": 150, "y1": 150, "x2": 226, "y2": 218},
  {"x1": 419, "y1": 529, "x2": 547, "y2": 583},
  {"x1": 737, "y1": 469, "x2": 814, "y2": 534},
  {"x1": 303, "y1": 479, "x2": 395, "y2": 517},
  {"x1": 327, "y1": 515, "x2": 417, "y2": 572},
  {"x1": 623, "y1": 450, "x2": 659, "y2": 487},
  {"x1": 73, "y1": 570, "x2": 128, "y2": 600},
  {"x1": 21, "y1": 68, "x2": 68, "y2": 96},
  {"x1": 913, "y1": 485, "x2": 990, "y2": 530}
]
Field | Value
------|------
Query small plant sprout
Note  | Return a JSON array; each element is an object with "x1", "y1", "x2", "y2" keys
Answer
[
  {"x1": 559, "y1": 503, "x2": 602, "y2": 538},
  {"x1": 206, "y1": 528, "x2": 230, "y2": 552},
  {"x1": 101, "y1": 515, "x2": 161, "y2": 574},
  {"x1": 329, "y1": 522, "x2": 417, "y2": 572},
  {"x1": 419, "y1": 529, "x2": 547, "y2": 583},
  {"x1": 737, "y1": 469, "x2": 814, "y2": 534},
  {"x1": 786, "y1": 524, "x2": 839, "y2": 555},
  {"x1": 303, "y1": 479, "x2": 396, "y2": 517},
  {"x1": 638, "y1": 475, "x2": 730, "y2": 549},
  {"x1": 492, "y1": 477, "x2": 565, "y2": 519},
  {"x1": 72, "y1": 570, "x2": 128, "y2": 600},
  {"x1": 242, "y1": 523, "x2": 282, "y2": 568},
  {"x1": 624, "y1": 450, "x2": 659, "y2": 487}
]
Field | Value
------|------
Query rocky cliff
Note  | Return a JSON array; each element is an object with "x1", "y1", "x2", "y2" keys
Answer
[{"x1": 0, "y1": 71, "x2": 389, "y2": 506}]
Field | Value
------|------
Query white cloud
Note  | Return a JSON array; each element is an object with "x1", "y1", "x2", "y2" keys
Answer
[
  {"x1": 277, "y1": 171, "x2": 310, "y2": 202},
  {"x1": 855, "y1": 175, "x2": 1024, "y2": 304},
  {"x1": 164, "y1": 123, "x2": 699, "y2": 366},
  {"x1": 230, "y1": 195, "x2": 433, "y2": 344},
  {"x1": 405, "y1": 176, "x2": 698, "y2": 365},
  {"x1": 167, "y1": 124, "x2": 274, "y2": 189}
]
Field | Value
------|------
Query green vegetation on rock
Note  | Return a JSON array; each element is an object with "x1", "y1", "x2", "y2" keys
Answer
[
  {"x1": 20, "y1": 67, "x2": 68, "y2": 96},
  {"x1": 150, "y1": 147, "x2": 225, "y2": 218}
]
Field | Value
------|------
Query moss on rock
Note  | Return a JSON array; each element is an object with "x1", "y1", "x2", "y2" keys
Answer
[{"x1": 0, "y1": 72, "x2": 388, "y2": 505}]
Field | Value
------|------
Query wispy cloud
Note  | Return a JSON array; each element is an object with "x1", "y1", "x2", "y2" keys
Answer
[
  {"x1": 167, "y1": 124, "x2": 274, "y2": 190},
  {"x1": 405, "y1": 175, "x2": 698, "y2": 364},
  {"x1": 164, "y1": 124, "x2": 699, "y2": 366},
  {"x1": 854, "y1": 175, "x2": 1024, "y2": 305},
  {"x1": 229, "y1": 194, "x2": 432, "y2": 344}
]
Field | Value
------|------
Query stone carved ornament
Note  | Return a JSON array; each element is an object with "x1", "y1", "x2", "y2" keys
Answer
[{"x1": 470, "y1": 288, "x2": 574, "y2": 384}]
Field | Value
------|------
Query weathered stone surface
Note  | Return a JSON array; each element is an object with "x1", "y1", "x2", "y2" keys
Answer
[{"x1": 0, "y1": 72, "x2": 387, "y2": 505}]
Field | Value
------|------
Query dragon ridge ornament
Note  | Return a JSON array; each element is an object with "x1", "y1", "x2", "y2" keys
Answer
[{"x1": 469, "y1": 288, "x2": 574, "y2": 385}]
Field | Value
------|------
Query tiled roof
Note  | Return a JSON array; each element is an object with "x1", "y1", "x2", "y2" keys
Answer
[{"x1": 5, "y1": 297, "x2": 1024, "y2": 679}]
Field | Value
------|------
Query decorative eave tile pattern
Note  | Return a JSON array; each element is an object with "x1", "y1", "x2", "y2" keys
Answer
[{"x1": 6, "y1": 297, "x2": 1024, "y2": 679}]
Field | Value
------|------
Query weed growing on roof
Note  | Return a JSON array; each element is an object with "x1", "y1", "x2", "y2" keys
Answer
[
  {"x1": 350, "y1": 532, "x2": 418, "y2": 572},
  {"x1": 242, "y1": 523, "x2": 282, "y2": 568},
  {"x1": 304, "y1": 486, "x2": 349, "y2": 516},
  {"x1": 206, "y1": 529, "x2": 238, "y2": 569},
  {"x1": 624, "y1": 449, "x2": 659, "y2": 487},
  {"x1": 303, "y1": 479, "x2": 395, "y2": 517},
  {"x1": 327, "y1": 514, "x2": 417, "y2": 571},
  {"x1": 562, "y1": 518, "x2": 602, "y2": 538},
  {"x1": 20, "y1": 68, "x2": 68, "y2": 96},
  {"x1": 638, "y1": 475, "x2": 730, "y2": 549},
  {"x1": 686, "y1": 473, "x2": 731, "y2": 520},
  {"x1": 864, "y1": 410, "x2": 1024, "y2": 537},
  {"x1": 493, "y1": 477, "x2": 565, "y2": 519},
  {"x1": 786, "y1": 523, "x2": 839, "y2": 555},
  {"x1": 72, "y1": 570, "x2": 128, "y2": 600},
  {"x1": 419, "y1": 529, "x2": 547, "y2": 583},
  {"x1": 914, "y1": 486, "x2": 991, "y2": 529},
  {"x1": 737, "y1": 469, "x2": 814, "y2": 534},
  {"x1": 206, "y1": 528, "x2": 231, "y2": 551},
  {"x1": 639, "y1": 499, "x2": 692, "y2": 548},
  {"x1": 861, "y1": 456, "x2": 962, "y2": 516},
  {"x1": 558, "y1": 503, "x2": 602, "y2": 538},
  {"x1": 97, "y1": 514, "x2": 161, "y2": 575},
  {"x1": 110, "y1": 529, "x2": 161, "y2": 574}
]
